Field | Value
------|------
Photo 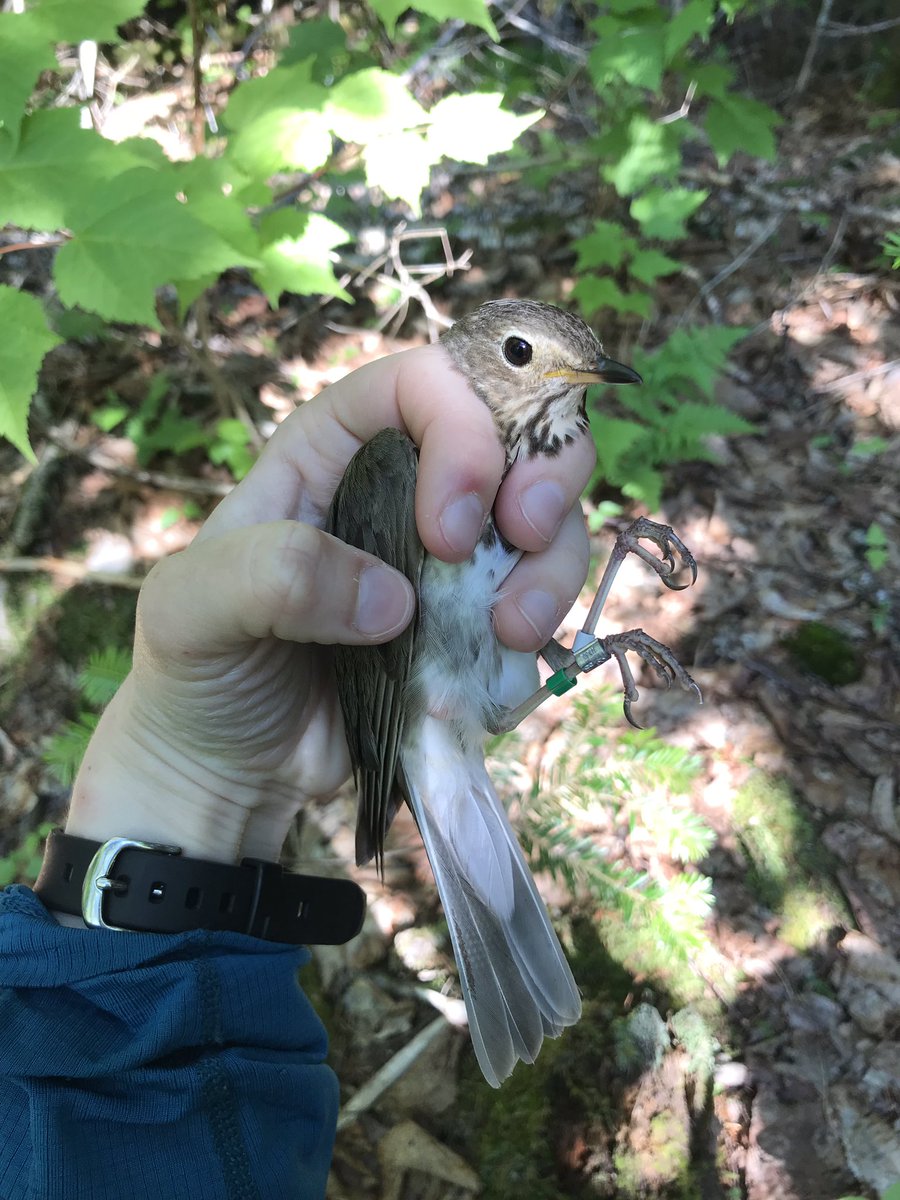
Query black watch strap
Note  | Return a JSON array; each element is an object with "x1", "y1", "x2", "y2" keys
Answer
[{"x1": 33, "y1": 830, "x2": 366, "y2": 945}]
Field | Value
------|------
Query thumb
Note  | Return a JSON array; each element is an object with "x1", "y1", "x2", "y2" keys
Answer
[{"x1": 137, "y1": 520, "x2": 415, "y2": 661}]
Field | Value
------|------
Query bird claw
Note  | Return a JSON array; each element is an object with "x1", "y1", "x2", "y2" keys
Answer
[
  {"x1": 619, "y1": 516, "x2": 698, "y2": 592},
  {"x1": 600, "y1": 628, "x2": 702, "y2": 729}
]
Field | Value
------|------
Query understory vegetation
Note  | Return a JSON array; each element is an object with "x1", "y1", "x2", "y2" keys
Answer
[{"x1": 2, "y1": 1, "x2": 898, "y2": 1198}]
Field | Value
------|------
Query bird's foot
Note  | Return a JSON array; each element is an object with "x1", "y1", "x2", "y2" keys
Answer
[
  {"x1": 583, "y1": 516, "x2": 698, "y2": 634},
  {"x1": 486, "y1": 517, "x2": 702, "y2": 736},
  {"x1": 487, "y1": 627, "x2": 701, "y2": 734},
  {"x1": 600, "y1": 628, "x2": 702, "y2": 729}
]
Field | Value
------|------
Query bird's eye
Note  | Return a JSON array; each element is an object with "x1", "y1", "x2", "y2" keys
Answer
[{"x1": 503, "y1": 336, "x2": 533, "y2": 367}]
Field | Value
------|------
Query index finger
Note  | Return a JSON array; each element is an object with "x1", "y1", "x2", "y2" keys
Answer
[{"x1": 198, "y1": 344, "x2": 505, "y2": 562}]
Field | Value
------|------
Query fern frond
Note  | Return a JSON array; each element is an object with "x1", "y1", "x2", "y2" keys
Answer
[
  {"x1": 78, "y1": 646, "x2": 131, "y2": 706},
  {"x1": 44, "y1": 714, "x2": 100, "y2": 786}
]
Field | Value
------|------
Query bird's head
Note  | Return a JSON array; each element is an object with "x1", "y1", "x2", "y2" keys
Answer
[{"x1": 441, "y1": 299, "x2": 641, "y2": 461}]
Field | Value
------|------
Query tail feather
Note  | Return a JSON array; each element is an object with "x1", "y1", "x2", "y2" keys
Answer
[{"x1": 403, "y1": 730, "x2": 582, "y2": 1087}]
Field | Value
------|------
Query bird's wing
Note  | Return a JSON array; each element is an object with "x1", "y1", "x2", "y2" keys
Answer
[{"x1": 325, "y1": 428, "x2": 423, "y2": 869}]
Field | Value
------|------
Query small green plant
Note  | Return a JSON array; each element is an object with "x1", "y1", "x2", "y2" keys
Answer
[
  {"x1": 0, "y1": 0, "x2": 536, "y2": 464},
  {"x1": 0, "y1": 821, "x2": 55, "y2": 886},
  {"x1": 95, "y1": 377, "x2": 255, "y2": 478},
  {"x1": 884, "y1": 230, "x2": 900, "y2": 268},
  {"x1": 589, "y1": 325, "x2": 754, "y2": 508},
  {"x1": 514, "y1": 691, "x2": 714, "y2": 1000},
  {"x1": 731, "y1": 772, "x2": 847, "y2": 947},
  {"x1": 865, "y1": 522, "x2": 888, "y2": 572},
  {"x1": 44, "y1": 646, "x2": 131, "y2": 785}
]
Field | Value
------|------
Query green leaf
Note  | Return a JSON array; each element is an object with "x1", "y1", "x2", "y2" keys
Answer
[
  {"x1": 571, "y1": 275, "x2": 652, "y2": 318},
  {"x1": 705, "y1": 94, "x2": 780, "y2": 165},
  {"x1": 865, "y1": 522, "x2": 888, "y2": 572},
  {"x1": 665, "y1": 0, "x2": 713, "y2": 61},
  {"x1": 630, "y1": 186, "x2": 707, "y2": 239},
  {"x1": 0, "y1": 109, "x2": 157, "y2": 230},
  {"x1": 369, "y1": 0, "x2": 499, "y2": 41},
  {"x1": 27, "y1": 0, "x2": 146, "y2": 42},
  {"x1": 424, "y1": 93, "x2": 541, "y2": 165},
  {"x1": 621, "y1": 462, "x2": 663, "y2": 510},
  {"x1": 589, "y1": 22, "x2": 667, "y2": 92},
  {"x1": 255, "y1": 211, "x2": 351, "y2": 304},
  {"x1": 363, "y1": 130, "x2": 432, "y2": 212},
  {"x1": 282, "y1": 17, "x2": 348, "y2": 73},
  {"x1": 883, "y1": 231, "x2": 900, "y2": 268},
  {"x1": 326, "y1": 67, "x2": 427, "y2": 143},
  {"x1": 44, "y1": 713, "x2": 100, "y2": 786},
  {"x1": 0, "y1": 14, "x2": 56, "y2": 148},
  {"x1": 78, "y1": 646, "x2": 130, "y2": 706},
  {"x1": 173, "y1": 156, "x2": 260, "y2": 260},
  {"x1": 690, "y1": 62, "x2": 733, "y2": 101},
  {"x1": 603, "y1": 113, "x2": 683, "y2": 195},
  {"x1": 665, "y1": 401, "x2": 754, "y2": 444},
  {"x1": 54, "y1": 168, "x2": 256, "y2": 327},
  {"x1": 574, "y1": 221, "x2": 636, "y2": 271},
  {"x1": 628, "y1": 248, "x2": 682, "y2": 284},
  {"x1": 0, "y1": 285, "x2": 62, "y2": 460},
  {"x1": 591, "y1": 417, "x2": 646, "y2": 481},
  {"x1": 92, "y1": 404, "x2": 129, "y2": 432},
  {"x1": 638, "y1": 324, "x2": 748, "y2": 398},
  {"x1": 223, "y1": 59, "x2": 331, "y2": 176}
]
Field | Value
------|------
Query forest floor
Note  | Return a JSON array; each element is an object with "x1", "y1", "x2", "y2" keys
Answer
[{"x1": 1, "y1": 66, "x2": 899, "y2": 1200}]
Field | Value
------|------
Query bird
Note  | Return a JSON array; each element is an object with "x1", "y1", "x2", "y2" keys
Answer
[{"x1": 326, "y1": 299, "x2": 698, "y2": 1087}]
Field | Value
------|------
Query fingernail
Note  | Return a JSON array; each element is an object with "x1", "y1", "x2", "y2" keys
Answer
[
  {"x1": 519, "y1": 480, "x2": 567, "y2": 543},
  {"x1": 515, "y1": 590, "x2": 560, "y2": 641},
  {"x1": 439, "y1": 492, "x2": 485, "y2": 555},
  {"x1": 355, "y1": 566, "x2": 413, "y2": 636}
]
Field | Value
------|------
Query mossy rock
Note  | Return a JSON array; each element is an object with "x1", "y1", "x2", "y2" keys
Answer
[{"x1": 782, "y1": 622, "x2": 863, "y2": 686}]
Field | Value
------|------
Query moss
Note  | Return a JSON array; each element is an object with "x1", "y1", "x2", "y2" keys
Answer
[
  {"x1": 459, "y1": 923, "x2": 638, "y2": 1199},
  {"x1": 53, "y1": 585, "x2": 137, "y2": 667},
  {"x1": 779, "y1": 884, "x2": 845, "y2": 952},
  {"x1": 782, "y1": 621, "x2": 863, "y2": 685},
  {"x1": 463, "y1": 1044, "x2": 564, "y2": 1200},
  {"x1": 613, "y1": 1111, "x2": 691, "y2": 1197},
  {"x1": 731, "y1": 773, "x2": 848, "y2": 944}
]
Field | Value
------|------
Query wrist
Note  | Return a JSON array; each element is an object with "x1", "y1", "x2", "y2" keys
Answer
[{"x1": 67, "y1": 675, "x2": 250, "y2": 865}]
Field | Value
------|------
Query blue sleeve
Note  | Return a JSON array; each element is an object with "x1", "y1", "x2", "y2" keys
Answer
[{"x1": 0, "y1": 885, "x2": 338, "y2": 1200}]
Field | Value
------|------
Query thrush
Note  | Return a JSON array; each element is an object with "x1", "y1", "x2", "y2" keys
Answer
[{"x1": 326, "y1": 299, "x2": 699, "y2": 1087}]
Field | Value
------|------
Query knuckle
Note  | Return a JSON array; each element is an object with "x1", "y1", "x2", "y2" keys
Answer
[{"x1": 252, "y1": 522, "x2": 324, "y2": 631}]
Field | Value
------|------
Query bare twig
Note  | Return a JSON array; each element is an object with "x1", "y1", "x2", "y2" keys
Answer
[
  {"x1": 823, "y1": 16, "x2": 900, "y2": 35},
  {"x1": 814, "y1": 358, "x2": 900, "y2": 394},
  {"x1": 680, "y1": 165, "x2": 900, "y2": 227},
  {"x1": 161, "y1": 300, "x2": 264, "y2": 448},
  {"x1": 187, "y1": 0, "x2": 206, "y2": 156},
  {"x1": 47, "y1": 433, "x2": 234, "y2": 496},
  {"x1": 335, "y1": 1017, "x2": 450, "y2": 1131},
  {"x1": 0, "y1": 557, "x2": 145, "y2": 589},
  {"x1": 658, "y1": 80, "x2": 698, "y2": 125},
  {"x1": 0, "y1": 237, "x2": 67, "y2": 258},
  {"x1": 681, "y1": 215, "x2": 782, "y2": 323},
  {"x1": 794, "y1": 0, "x2": 834, "y2": 97}
]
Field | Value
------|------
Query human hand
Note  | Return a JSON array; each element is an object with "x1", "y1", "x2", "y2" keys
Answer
[{"x1": 66, "y1": 344, "x2": 596, "y2": 865}]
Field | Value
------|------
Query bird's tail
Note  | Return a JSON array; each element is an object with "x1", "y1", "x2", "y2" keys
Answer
[{"x1": 402, "y1": 718, "x2": 582, "y2": 1087}]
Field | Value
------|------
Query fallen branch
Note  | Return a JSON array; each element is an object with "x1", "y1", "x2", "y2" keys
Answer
[
  {"x1": 0, "y1": 556, "x2": 145, "y2": 589},
  {"x1": 336, "y1": 1017, "x2": 450, "y2": 1131}
]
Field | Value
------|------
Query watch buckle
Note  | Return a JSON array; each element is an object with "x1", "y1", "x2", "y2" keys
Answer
[{"x1": 82, "y1": 837, "x2": 182, "y2": 931}]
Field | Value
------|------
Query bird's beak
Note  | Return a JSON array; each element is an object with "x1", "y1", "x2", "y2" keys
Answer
[{"x1": 545, "y1": 357, "x2": 642, "y2": 386}]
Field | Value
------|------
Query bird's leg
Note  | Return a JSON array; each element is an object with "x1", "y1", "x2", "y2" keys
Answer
[
  {"x1": 582, "y1": 516, "x2": 698, "y2": 638},
  {"x1": 485, "y1": 519, "x2": 701, "y2": 735}
]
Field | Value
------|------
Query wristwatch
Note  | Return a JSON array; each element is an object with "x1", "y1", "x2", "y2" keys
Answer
[{"x1": 33, "y1": 830, "x2": 366, "y2": 945}]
